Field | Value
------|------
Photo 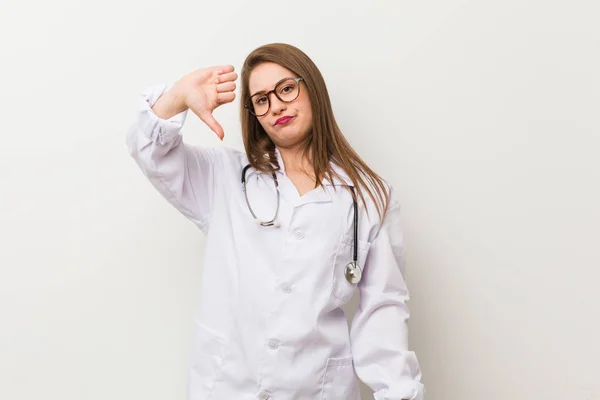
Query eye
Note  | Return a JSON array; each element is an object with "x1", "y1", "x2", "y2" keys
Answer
[
  {"x1": 254, "y1": 96, "x2": 267, "y2": 105},
  {"x1": 281, "y1": 85, "x2": 294, "y2": 93}
]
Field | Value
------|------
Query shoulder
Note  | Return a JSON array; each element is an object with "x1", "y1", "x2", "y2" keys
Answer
[
  {"x1": 358, "y1": 175, "x2": 402, "y2": 239},
  {"x1": 210, "y1": 146, "x2": 250, "y2": 169},
  {"x1": 358, "y1": 173, "x2": 400, "y2": 211}
]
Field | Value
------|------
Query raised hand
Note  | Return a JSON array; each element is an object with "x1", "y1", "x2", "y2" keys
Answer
[{"x1": 156, "y1": 65, "x2": 238, "y2": 140}]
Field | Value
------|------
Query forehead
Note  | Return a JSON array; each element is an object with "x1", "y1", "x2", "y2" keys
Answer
[{"x1": 248, "y1": 62, "x2": 296, "y2": 94}]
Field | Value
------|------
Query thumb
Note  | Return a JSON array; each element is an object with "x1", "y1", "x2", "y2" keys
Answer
[{"x1": 198, "y1": 110, "x2": 224, "y2": 140}]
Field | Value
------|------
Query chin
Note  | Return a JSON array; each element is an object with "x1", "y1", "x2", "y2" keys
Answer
[{"x1": 271, "y1": 131, "x2": 305, "y2": 146}]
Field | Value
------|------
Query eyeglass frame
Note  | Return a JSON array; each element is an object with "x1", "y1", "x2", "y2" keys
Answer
[{"x1": 244, "y1": 77, "x2": 304, "y2": 117}]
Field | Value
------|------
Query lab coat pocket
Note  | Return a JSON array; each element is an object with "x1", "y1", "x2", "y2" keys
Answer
[
  {"x1": 188, "y1": 321, "x2": 229, "y2": 400},
  {"x1": 332, "y1": 233, "x2": 371, "y2": 302},
  {"x1": 320, "y1": 355, "x2": 360, "y2": 400}
]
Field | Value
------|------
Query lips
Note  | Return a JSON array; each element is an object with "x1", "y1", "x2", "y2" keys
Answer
[{"x1": 275, "y1": 116, "x2": 294, "y2": 126}]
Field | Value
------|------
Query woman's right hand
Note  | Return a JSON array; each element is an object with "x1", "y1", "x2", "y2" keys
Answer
[{"x1": 155, "y1": 65, "x2": 238, "y2": 140}]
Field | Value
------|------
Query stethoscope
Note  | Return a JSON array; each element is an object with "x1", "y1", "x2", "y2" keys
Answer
[{"x1": 241, "y1": 164, "x2": 362, "y2": 284}]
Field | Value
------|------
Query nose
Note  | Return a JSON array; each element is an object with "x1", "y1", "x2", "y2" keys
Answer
[{"x1": 269, "y1": 92, "x2": 287, "y2": 115}]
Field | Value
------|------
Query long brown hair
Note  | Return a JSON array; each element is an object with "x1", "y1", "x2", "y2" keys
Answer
[{"x1": 240, "y1": 43, "x2": 390, "y2": 222}]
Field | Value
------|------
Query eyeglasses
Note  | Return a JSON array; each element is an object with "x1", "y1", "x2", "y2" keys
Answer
[{"x1": 245, "y1": 77, "x2": 303, "y2": 117}]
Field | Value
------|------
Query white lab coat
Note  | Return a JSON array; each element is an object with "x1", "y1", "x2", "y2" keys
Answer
[{"x1": 126, "y1": 84, "x2": 424, "y2": 400}]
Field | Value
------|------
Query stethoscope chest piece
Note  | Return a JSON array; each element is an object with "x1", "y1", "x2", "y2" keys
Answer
[{"x1": 345, "y1": 261, "x2": 362, "y2": 284}]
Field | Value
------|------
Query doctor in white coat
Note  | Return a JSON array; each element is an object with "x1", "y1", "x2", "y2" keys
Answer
[{"x1": 126, "y1": 43, "x2": 424, "y2": 400}]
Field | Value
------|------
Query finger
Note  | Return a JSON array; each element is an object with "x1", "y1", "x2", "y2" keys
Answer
[
  {"x1": 215, "y1": 71, "x2": 238, "y2": 84},
  {"x1": 216, "y1": 81, "x2": 236, "y2": 93},
  {"x1": 198, "y1": 110, "x2": 224, "y2": 140},
  {"x1": 216, "y1": 92, "x2": 236, "y2": 105},
  {"x1": 214, "y1": 64, "x2": 234, "y2": 74}
]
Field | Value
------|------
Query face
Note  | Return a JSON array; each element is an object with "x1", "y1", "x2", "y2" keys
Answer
[{"x1": 247, "y1": 62, "x2": 313, "y2": 149}]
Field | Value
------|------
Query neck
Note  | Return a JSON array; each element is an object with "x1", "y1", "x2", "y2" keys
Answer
[{"x1": 277, "y1": 146, "x2": 314, "y2": 176}]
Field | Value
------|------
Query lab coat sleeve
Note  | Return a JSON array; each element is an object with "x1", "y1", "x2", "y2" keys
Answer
[
  {"x1": 126, "y1": 84, "x2": 220, "y2": 234},
  {"x1": 350, "y1": 199, "x2": 425, "y2": 400}
]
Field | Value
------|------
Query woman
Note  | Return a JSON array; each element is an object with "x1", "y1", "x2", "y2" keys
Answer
[{"x1": 126, "y1": 43, "x2": 424, "y2": 400}]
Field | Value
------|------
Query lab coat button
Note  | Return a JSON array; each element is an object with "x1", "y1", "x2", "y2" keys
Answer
[
  {"x1": 281, "y1": 283, "x2": 292, "y2": 294},
  {"x1": 258, "y1": 391, "x2": 270, "y2": 400},
  {"x1": 294, "y1": 230, "x2": 304, "y2": 240},
  {"x1": 268, "y1": 339, "x2": 279, "y2": 350}
]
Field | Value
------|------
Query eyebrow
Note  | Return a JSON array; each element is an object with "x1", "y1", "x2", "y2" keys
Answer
[{"x1": 250, "y1": 76, "x2": 296, "y2": 98}]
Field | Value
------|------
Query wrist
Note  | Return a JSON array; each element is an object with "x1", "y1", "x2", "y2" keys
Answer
[{"x1": 152, "y1": 89, "x2": 187, "y2": 120}]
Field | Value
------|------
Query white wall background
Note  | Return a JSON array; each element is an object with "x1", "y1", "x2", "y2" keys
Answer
[{"x1": 1, "y1": 0, "x2": 598, "y2": 399}]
